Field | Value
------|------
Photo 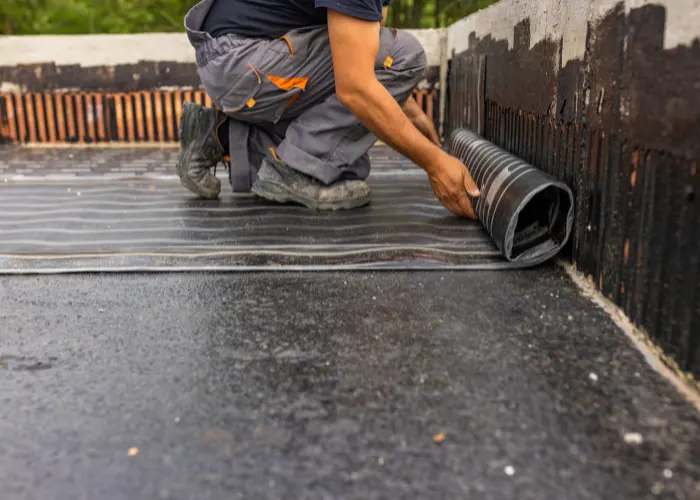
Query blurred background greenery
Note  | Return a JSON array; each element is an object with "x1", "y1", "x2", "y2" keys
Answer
[{"x1": 0, "y1": 0, "x2": 500, "y2": 35}]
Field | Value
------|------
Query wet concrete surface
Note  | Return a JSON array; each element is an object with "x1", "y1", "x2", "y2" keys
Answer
[{"x1": 1, "y1": 267, "x2": 699, "y2": 499}]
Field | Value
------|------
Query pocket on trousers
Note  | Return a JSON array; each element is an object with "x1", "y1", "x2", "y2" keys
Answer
[
  {"x1": 254, "y1": 71, "x2": 308, "y2": 123},
  {"x1": 201, "y1": 40, "x2": 309, "y2": 124},
  {"x1": 208, "y1": 63, "x2": 264, "y2": 114},
  {"x1": 231, "y1": 60, "x2": 308, "y2": 124}
]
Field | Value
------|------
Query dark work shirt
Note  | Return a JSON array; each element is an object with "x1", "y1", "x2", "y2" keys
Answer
[{"x1": 202, "y1": 0, "x2": 392, "y2": 38}]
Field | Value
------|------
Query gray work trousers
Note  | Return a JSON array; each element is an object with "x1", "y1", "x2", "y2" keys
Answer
[{"x1": 184, "y1": 0, "x2": 427, "y2": 191}]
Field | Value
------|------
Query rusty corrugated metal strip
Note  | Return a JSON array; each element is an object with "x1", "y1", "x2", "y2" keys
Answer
[
  {"x1": 86, "y1": 94, "x2": 97, "y2": 142},
  {"x1": 0, "y1": 88, "x2": 438, "y2": 145},
  {"x1": 96, "y1": 94, "x2": 107, "y2": 141},
  {"x1": 153, "y1": 93, "x2": 164, "y2": 142},
  {"x1": 15, "y1": 94, "x2": 26, "y2": 143},
  {"x1": 34, "y1": 94, "x2": 47, "y2": 143},
  {"x1": 164, "y1": 93, "x2": 175, "y2": 141},
  {"x1": 45, "y1": 94, "x2": 57, "y2": 143},
  {"x1": 25, "y1": 94, "x2": 37, "y2": 143},
  {"x1": 76, "y1": 94, "x2": 86, "y2": 143},
  {"x1": 124, "y1": 94, "x2": 135, "y2": 142},
  {"x1": 55, "y1": 94, "x2": 66, "y2": 142},
  {"x1": 65, "y1": 95, "x2": 76, "y2": 141}
]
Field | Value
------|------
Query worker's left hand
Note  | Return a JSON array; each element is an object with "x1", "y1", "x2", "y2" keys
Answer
[
  {"x1": 411, "y1": 110, "x2": 441, "y2": 146},
  {"x1": 403, "y1": 96, "x2": 441, "y2": 146}
]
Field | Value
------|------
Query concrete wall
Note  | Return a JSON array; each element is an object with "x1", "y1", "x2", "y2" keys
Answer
[
  {"x1": 447, "y1": 0, "x2": 699, "y2": 157},
  {"x1": 445, "y1": 0, "x2": 700, "y2": 378},
  {"x1": 448, "y1": 0, "x2": 699, "y2": 65},
  {"x1": 0, "y1": 29, "x2": 444, "y2": 67}
]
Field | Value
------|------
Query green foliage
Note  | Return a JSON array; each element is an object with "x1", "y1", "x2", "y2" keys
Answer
[
  {"x1": 387, "y1": 0, "x2": 500, "y2": 28},
  {"x1": 0, "y1": 0, "x2": 500, "y2": 35}
]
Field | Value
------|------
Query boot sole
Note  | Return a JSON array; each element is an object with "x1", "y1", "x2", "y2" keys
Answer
[
  {"x1": 176, "y1": 162, "x2": 221, "y2": 200},
  {"x1": 251, "y1": 179, "x2": 370, "y2": 211}
]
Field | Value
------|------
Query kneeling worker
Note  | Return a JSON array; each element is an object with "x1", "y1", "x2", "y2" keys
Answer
[{"x1": 178, "y1": 0, "x2": 480, "y2": 217}]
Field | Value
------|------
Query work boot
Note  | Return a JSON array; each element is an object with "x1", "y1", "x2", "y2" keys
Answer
[
  {"x1": 251, "y1": 156, "x2": 371, "y2": 210},
  {"x1": 176, "y1": 101, "x2": 227, "y2": 199}
]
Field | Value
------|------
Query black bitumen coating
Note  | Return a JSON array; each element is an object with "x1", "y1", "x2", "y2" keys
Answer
[{"x1": 1, "y1": 267, "x2": 699, "y2": 499}]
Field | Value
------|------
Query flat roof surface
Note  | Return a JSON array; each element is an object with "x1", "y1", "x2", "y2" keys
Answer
[
  {"x1": 1, "y1": 269, "x2": 699, "y2": 499},
  {"x1": 1, "y1": 146, "x2": 699, "y2": 499}
]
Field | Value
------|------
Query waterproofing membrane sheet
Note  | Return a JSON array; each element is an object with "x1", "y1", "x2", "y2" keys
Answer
[
  {"x1": 449, "y1": 129, "x2": 574, "y2": 266},
  {"x1": 0, "y1": 144, "x2": 569, "y2": 273}
]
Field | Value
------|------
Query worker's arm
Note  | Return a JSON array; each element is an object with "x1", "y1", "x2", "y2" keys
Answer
[{"x1": 327, "y1": 9, "x2": 480, "y2": 218}]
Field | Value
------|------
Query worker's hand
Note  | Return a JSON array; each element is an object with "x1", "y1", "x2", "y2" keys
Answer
[
  {"x1": 403, "y1": 96, "x2": 440, "y2": 145},
  {"x1": 427, "y1": 154, "x2": 481, "y2": 219},
  {"x1": 411, "y1": 110, "x2": 441, "y2": 145}
]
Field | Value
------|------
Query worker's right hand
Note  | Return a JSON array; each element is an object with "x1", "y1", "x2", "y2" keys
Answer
[{"x1": 426, "y1": 154, "x2": 481, "y2": 219}]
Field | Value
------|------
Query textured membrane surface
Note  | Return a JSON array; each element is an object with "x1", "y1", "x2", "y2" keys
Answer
[
  {"x1": 0, "y1": 146, "x2": 525, "y2": 272},
  {"x1": 1, "y1": 269, "x2": 699, "y2": 500}
]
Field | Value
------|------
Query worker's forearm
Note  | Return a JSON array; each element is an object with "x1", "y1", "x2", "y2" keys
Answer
[{"x1": 339, "y1": 80, "x2": 446, "y2": 174}]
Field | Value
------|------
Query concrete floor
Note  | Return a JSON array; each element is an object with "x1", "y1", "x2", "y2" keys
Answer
[{"x1": 1, "y1": 267, "x2": 699, "y2": 499}]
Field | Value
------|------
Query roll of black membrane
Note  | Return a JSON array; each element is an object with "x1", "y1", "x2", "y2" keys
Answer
[{"x1": 448, "y1": 128, "x2": 574, "y2": 266}]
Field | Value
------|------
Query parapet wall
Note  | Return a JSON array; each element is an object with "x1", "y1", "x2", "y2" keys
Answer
[
  {"x1": 445, "y1": 0, "x2": 699, "y2": 378},
  {"x1": 0, "y1": 30, "x2": 443, "y2": 145}
]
